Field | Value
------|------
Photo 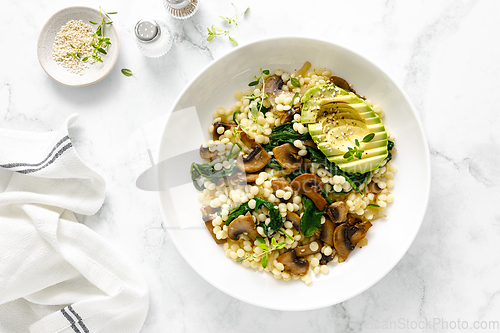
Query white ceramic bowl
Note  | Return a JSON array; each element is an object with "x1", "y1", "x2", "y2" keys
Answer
[
  {"x1": 157, "y1": 37, "x2": 431, "y2": 310},
  {"x1": 37, "y1": 6, "x2": 120, "y2": 86}
]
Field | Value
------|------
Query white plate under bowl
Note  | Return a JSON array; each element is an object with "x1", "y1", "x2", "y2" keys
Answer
[
  {"x1": 157, "y1": 37, "x2": 430, "y2": 311},
  {"x1": 37, "y1": 6, "x2": 119, "y2": 86}
]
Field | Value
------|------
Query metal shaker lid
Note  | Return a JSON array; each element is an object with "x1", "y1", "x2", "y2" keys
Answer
[{"x1": 135, "y1": 19, "x2": 160, "y2": 42}]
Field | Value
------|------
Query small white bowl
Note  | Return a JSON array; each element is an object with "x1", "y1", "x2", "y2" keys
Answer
[{"x1": 37, "y1": 6, "x2": 120, "y2": 86}]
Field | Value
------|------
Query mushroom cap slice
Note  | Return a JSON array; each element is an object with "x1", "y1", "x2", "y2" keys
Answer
[
  {"x1": 199, "y1": 144, "x2": 218, "y2": 160},
  {"x1": 205, "y1": 220, "x2": 225, "y2": 245},
  {"x1": 291, "y1": 173, "x2": 327, "y2": 210},
  {"x1": 264, "y1": 75, "x2": 284, "y2": 96},
  {"x1": 272, "y1": 143, "x2": 303, "y2": 170},
  {"x1": 236, "y1": 132, "x2": 271, "y2": 173},
  {"x1": 295, "y1": 240, "x2": 323, "y2": 257},
  {"x1": 236, "y1": 145, "x2": 271, "y2": 173},
  {"x1": 326, "y1": 201, "x2": 348, "y2": 223},
  {"x1": 271, "y1": 179, "x2": 292, "y2": 193},
  {"x1": 349, "y1": 221, "x2": 372, "y2": 245},
  {"x1": 328, "y1": 76, "x2": 364, "y2": 99},
  {"x1": 367, "y1": 181, "x2": 383, "y2": 194},
  {"x1": 276, "y1": 250, "x2": 309, "y2": 276},
  {"x1": 333, "y1": 223, "x2": 355, "y2": 262},
  {"x1": 319, "y1": 217, "x2": 336, "y2": 246},
  {"x1": 286, "y1": 211, "x2": 301, "y2": 232},
  {"x1": 200, "y1": 205, "x2": 219, "y2": 222},
  {"x1": 212, "y1": 121, "x2": 236, "y2": 140},
  {"x1": 227, "y1": 216, "x2": 259, "y2": 241}
]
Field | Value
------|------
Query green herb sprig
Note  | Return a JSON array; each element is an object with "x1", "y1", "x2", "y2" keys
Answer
[
  {"x1": 343, "y1": 133, "x2": 375, "y2": 161},
  {"x1": 207, "y1": 3, "x2": 248, "y2": 45},
  {"x1": 67, "y1": 7, "x2": 116, "y2": 63},
  {"x1": 237, "y1": 236, "x2": 287, "y2": 268},
  {"x1": 246, "y1": 69, "x2": 270, "y2": 133}
]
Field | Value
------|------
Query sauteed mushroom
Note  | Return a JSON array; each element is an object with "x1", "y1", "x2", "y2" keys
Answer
[
  {"x1": 212, "y1": 121, "x2": 236, "y2": 140},
  {"x1": 227, "y1": 216, "x2": 259, "y2": 241},
  {"x1": 326, "y1": 201, "x2": 348, "y2": 223},
  {"x1": 236, "y1": 132, "x2": 271, "y2": 173},
  {"x1": 291, "y1": 174, "x2": 327, "y2": 210},
  {"x1": 367, "y1": 181, "x2": 383, "y2": 194},
  {"x1": 277, "y1": 250, "x2": 309, "y2": 276},
  {"x1": 295, "y1": 240, "x2": 323, "y2": 257},
  {"x1": 205, "y1": 221, "x2": 225, "y2": 245},
  {"x1": 273, "y1": 143, "x2": 303, "y2": 170}
]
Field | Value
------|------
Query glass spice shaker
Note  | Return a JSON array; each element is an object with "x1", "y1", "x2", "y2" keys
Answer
[
  {"x1": 163, "y1": 0, "x2": 199, "y2": 19},
  {"x1": 135, "y1": 19, "x2": 173, "y2": 58}
]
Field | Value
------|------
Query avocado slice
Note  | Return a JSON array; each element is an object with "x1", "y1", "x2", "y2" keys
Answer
[{"x1": 301, "y1": 84, "x2": 388, "y2": 173}]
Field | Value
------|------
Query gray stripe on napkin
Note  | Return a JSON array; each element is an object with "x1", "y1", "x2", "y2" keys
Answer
[
  {"x1": 60, "y1": 308, "x2": 81, "y2": 333},
  {"x1": 16, "y1": 142, "x2": 72, "y2": 174},
  {"x1": 68, "y1": 305, "x2": 90, "y2": 333},
  {"x1": 0, "y1": 135, "x2": 70, "y2": 169}
]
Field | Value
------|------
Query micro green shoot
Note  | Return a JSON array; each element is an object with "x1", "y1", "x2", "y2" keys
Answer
[
  {"x1": 67, "y1": 7, "x2": 115, "y2": 63},
  {"x1": 290, "y1": 92, "x2": 299, "y2": 106},
  {"x1": 236, "y1": 236, "x2": 287, "y2": 268},
  {"x1": 246, "y1": 68, "x2": 270, "y2": 133},
  {"x1": 367, "y1": 204, "x2": 380, "y2": 208},
  {"x1": 207, "y1": 3, "x2": 248, "y2": 45},
  {"x1": 343, "y1": 133, "x2": 375, "y2": 161}
]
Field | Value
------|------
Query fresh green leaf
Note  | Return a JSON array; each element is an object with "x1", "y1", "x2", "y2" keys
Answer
[
  {"x1": 271, "y1": 237, "x2": 278, "y2": 246},
  {"x1": 70, "y1": 44, "x2": 76, "y2": 48},
  {"x1": 367, "y1": 204, "x2": 380, "y2": 208},
  {"x1": 89, "y1": 21, "x2": 98, "y2": 25},
  {"x1": 257, "y1": 243, "x2": 269, "y2": 250},
  {"x1": 261, "y1": 254, "x2": 268, "y2": 268},
  {"x1": 97, "y1": 48, "x2": 107, "y2": 54},
  {"x1": 256, "y1": 237, "x2": 266, "y2": 244},
  {"x1": 387, "y1": 140, "x2": 394, "y2": 150},
  {"x1": 355, "y1": 138, "x2": 360, "y2": 147},
  {"x1": 106, "y1": 11, "x2": 118, "y2": 14},
  {"x1": 82, "y1": 57, "x2": 89, "y2": 62},
  {"x1": 301, "y1": 196, "x2": 324, "y2": 237},
  {"x1": 290, "y1": 77, "x2": 301, "y2": 87},
  {"x1": 121, "y1": 68, "x2": 134, "y2": 77},
  {"x1": 362, "y1": 133, "x2": 375, "y2": 143},
  {"x1": 207, "y1": 35, "x2": 215, "y2": 41},
  {"x1": 248, "y1": 80, "x2": 259, "y2": 86},
  {"x1": 228, "y1": 36, "x2": 238, "y2": 45},
  {"x1": 263, "y1": 69, "x2": 270, "y2": 75}
]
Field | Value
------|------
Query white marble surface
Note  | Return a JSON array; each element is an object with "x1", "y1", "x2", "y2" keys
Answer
[{"x1": 1, "y1": 0, "x2": 500, "y2": 331}]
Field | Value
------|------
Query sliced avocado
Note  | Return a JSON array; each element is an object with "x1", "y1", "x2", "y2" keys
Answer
[{"x1": 301, "y1": 84, "x2": 388, "y2": 173}]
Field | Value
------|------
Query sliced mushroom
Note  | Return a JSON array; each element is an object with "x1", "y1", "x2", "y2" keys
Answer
[
  {"x1": 333, "y1": 223, "x2": 355, "y2": 262},
  {"x1": 236, "y1": 132, "x2": 271, "y2": 173},
  {"x1": 328, "y1": 76, "x2": 364, "y2": 99},
  {"x1": 286, "y1": 211, "x2": 301, "y2": 232},
  {"x1": 319, "y1": 253, "x2": 336, "y2": 265},
  {"x1": 200, "y1": 206, "x2": 219, "y2": 222},
  {"x1": 281, "y1": 109, "x2": 295, "y2": 124},
  {"x1": 346, "y1": 214, "x2": 362, "y2": 226},
  {"x1": 273, "y1": 143, "x2": 303, "y2": 170},
  {"x1": 228, "y1": 216, "x2": 259, "y2": 241},
  {"x1": 241, "y1": 173, "x2": 259, "y2": 183},
  {"x1": 319, "y1": 217, "x2": 336, "y2": 246},
  {"x1": 295, "y1": 240, "x2": 323, "y2": 257},
  {"x1": 349, "y1": 221, "x2": 372, "y2": 245},
  {"x1": 276, "y1": 250, "x2": 309, "y2": 276},
  {"x1": 264, "y1": 75, "x2": 284, "y2": 96},
  {"x1": 212, "y1": 121, "x2": 236, "y2": 140},
  {"x1": 291, "y1": 174, "x2": 327, "y2": 210},
  {"x1": 326, "y1": 201, "x2": 348, "y2": 223},
  {"x1": 200, "y1": 144, "x2": 218, "y2": 160},
  {"x1": 271, "y1": 179, "x2": 293, "y2": 199},
  {"x1": 302, "y1": 140, "x2": 316, "y2": 148},
  {"x1": 205, "y1": 220, "x2": 225, "y2": 245},
  {"x1": 367, "y1": 181, "x2": 383, "y2": 194}
]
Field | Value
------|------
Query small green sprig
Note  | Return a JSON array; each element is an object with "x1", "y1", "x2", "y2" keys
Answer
[
  {"x1": 237, "y1": 236, "x2": 286, "y2": 268},
  {"x1": 290, "y1": 77, "x2": 301, "y2": 87},
  {"x1": 343, "y1": 133, "x2": 376, "y2": 161},
  {"x1": 67, "y1": 7, "x2": 116, "y2": 63},
  {"x1": 207, "y1": 3, "x2": 248, "y2": 45}
]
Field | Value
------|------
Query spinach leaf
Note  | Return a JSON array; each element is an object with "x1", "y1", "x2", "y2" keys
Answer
[
  {"x1": 264, "y1": 122, "x2": 312, "y2": 150},
  {"x1": 388, "y1": 140, "x2": 394, "y2": 151},
  {"x1": 225, "y1": 197, "x2": 283, "y2": 236},
  {"x1": 190, "y1": 162, "x2": 240, "y2": 190},
  {"x1": 301, "y1": 196, "x2": 325, "y2": 237}
]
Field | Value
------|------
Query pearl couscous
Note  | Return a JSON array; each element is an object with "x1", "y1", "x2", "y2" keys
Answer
[{"x1": 190, "y1": 62, "x2": 396, "y2": 284}]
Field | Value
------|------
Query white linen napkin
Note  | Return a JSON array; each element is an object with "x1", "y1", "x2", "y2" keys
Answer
[{"x1": 0, "y1": 114, "x2": 149, "y2": 333}]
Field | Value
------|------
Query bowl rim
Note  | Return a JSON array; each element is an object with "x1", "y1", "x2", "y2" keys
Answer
[
  {"x1": 37, "y1": 6, "x2": 120, "y2": 87},
  {"x1": 156, "y1": 36, "x2": 431, "y2": 310}
]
